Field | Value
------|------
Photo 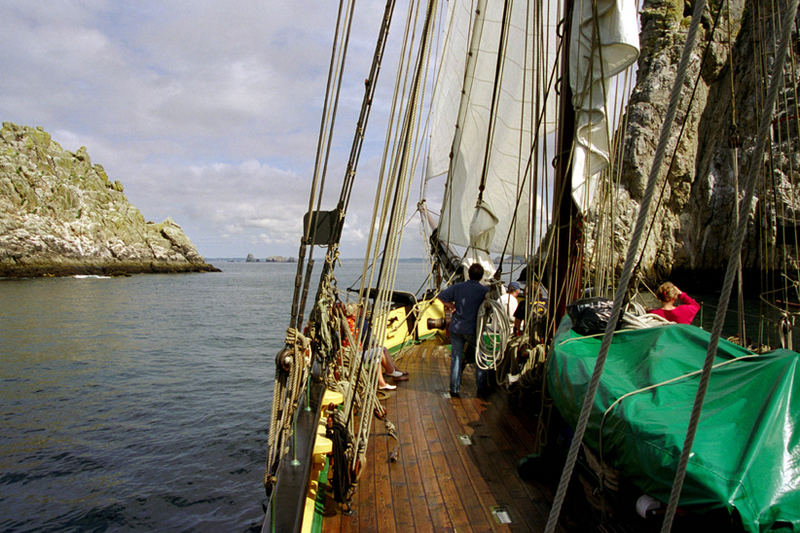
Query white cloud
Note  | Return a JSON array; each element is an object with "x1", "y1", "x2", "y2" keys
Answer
[{"x1": 0, "y1": 0, "x2": 426, "y2": 259}]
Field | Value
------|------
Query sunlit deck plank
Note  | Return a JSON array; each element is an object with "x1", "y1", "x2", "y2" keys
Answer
[
  {"x1": 389, "y1": 365, "x2": 433, "y2": 531},
  {"x1": 321, "y1": 338, "x2": 558, "y2": 532}
]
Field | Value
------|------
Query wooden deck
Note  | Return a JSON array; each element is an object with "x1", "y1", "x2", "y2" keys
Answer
[{"x1": 321, "y1": 339, "x2": 564, "y2": 533}]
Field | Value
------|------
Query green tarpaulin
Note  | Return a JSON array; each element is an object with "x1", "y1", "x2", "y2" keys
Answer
[{"x1": 546, "y1": 318, "x2": 800, "y2": 532}]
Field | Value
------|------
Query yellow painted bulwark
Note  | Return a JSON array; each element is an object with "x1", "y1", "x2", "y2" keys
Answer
[
  {"x1": 383, "y1": 297, "x2": 446, "y2": 353},
  {"x1": 301, "y1": 389, "x2": 345, "y2": 533}
]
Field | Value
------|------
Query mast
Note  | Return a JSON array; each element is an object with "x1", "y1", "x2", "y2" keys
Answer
[{"x1": 548, "y1": 0, "x2": 580, "y2": 331}]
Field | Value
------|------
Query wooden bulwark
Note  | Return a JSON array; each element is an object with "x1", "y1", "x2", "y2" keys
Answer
[{"x1": 321, "y1": 339, "x2": 562, "y2": 532}]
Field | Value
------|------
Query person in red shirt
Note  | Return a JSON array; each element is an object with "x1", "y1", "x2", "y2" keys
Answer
[{"x1": 649, "y1": 282, "x2": 700, "y2": 324}]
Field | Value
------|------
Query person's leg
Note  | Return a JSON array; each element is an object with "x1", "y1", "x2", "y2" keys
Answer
[
  {"x1": 366, "y1": 347, "x2": 394, "y2": 390},
  {"x1": 382, "y1": 348, "x2": 407, "y2": 377},
  {"x1": 377, "y1": 365, "x2": 395, "y2": 390},
  {"x1": 469, "y1": 334, "x2": 488, "y2": 394},
  {"x1": 449, "y1": 332, "x2": 466, "y2": 395},
  {"x1": 381, "y1": 350, "x2": 393, "y2": 373}
]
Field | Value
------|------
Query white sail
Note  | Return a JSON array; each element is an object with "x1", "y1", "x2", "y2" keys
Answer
[
  {"x1": 569, "y1": 0, "x2": 639, "y2": 211},
  {"x1": 428, "y1": 0, "x2": 638, "y2": 257},
  {"x1": 426, "y1": 0, "x2": 472, "y2": 184},
  {"x1": 429, "y1": 0, "x2": 561, "y2": 256}
]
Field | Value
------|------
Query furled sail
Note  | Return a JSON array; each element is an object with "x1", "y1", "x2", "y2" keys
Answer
[
  {"x1": 428, "y1": 0, "x2": 561, "y2": 257},
  {"x1": 428, "y1": 0, "x2": 637, "y2": 257},
  {"x1": 569, "y1": 0, "x2": 639, "y2": 211}
]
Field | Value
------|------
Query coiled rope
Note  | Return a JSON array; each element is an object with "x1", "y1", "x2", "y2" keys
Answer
[
  {"x1": 475, "y1": 297, "x2": 512, "y2": 372},
  {"x1": 264, "y1": 327, "x2": 311, "y2": 489}
]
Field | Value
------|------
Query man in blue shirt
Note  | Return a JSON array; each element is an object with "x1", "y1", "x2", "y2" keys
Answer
[{"x1": 437, "y1": 263, "x2": 489, "y2": 397}]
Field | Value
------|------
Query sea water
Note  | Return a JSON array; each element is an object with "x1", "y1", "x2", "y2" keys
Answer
[
  {"x1": 4, "y1": 258, "x2": 784, "y2": 531},
  {"x1": 0, "y1": 259, "x2": 433, "y2": 532}
]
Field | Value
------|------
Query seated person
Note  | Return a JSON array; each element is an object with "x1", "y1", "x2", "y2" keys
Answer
[
  {"x1": 342, "y1": 302, "x2": 407, "y2": 390},
  {"x1": 648, "y1": 282, "x2": 700, "y2": 324}
]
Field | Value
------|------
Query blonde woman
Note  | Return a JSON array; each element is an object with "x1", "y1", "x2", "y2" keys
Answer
[{"x1": 649, "y1": 282, "x2": 700, "y2": 324}]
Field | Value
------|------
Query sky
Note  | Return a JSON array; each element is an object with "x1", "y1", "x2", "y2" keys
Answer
[{"x1": 0, "y1": 1, "x2": 428, "y2": 259}]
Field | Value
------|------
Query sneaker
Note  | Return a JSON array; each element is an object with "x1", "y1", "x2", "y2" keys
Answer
[
  {"x1": 449, "y1": 390, "x2": 460, "y2": 398},
  {"x1": 379, "y1": 384, "x2": 397, "y2": 391}
]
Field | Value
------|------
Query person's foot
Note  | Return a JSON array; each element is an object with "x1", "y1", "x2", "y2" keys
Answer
[
  {"x1": 449, "y1": 390, "x2": 460, "y2": 398},
  {"x1": 379, "y1": 384, "x2": 397, "y2": 391},
  {"x1": 388, "y1": 370, "x2": 408, "y2": 377}
]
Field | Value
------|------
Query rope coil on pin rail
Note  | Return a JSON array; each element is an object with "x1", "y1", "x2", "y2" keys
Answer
[
  {"x1": 264, "y1": 327, "x2": 311, "y2": 490},
  {"x1": 326, "y1": 408, "x2": 356, "y2": 512}
]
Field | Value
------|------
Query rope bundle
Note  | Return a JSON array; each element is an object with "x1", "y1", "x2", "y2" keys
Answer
[
  {"x1": 475, "y1": 297, "x2": 512, "y2": 372},
  {"x1": 264, "y1": 327, "x2": 311, "y2": 489}
]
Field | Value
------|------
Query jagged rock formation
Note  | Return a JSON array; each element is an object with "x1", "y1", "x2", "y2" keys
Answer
[
  {"x1": 0, "y1": 122, "x2": 219, "y2": 277},
  {"x1": 585, "y1": 0, "x2": 800, "y2": 286}
]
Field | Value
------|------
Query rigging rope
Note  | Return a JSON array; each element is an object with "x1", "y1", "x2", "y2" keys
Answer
[
  {"x1": 477, "y1": 0, "x2": 512, "y2": 203},
  {"x1": 312, "y1": 0, "x2": 399, "y2": 314},
  {"x1": 267, "y1": 0, "x2": 400, "y2": 510},
  {"x1": 327, "y1": 0, "x2": 439, "y2": 485},
  {"x1": 659, "y1": 0, "x2": 799, "y2": 530},
  {"x1": 544, "y1": 0, "x2": 711, "y2": 530},
  {"x1": 725, "y1": 0, "x2": 747, "y2": 345},
  {"x1": 290, "y1": 0, "x2": 357, "y2": 330},
  {"x1": 631, "y1": 0, "x2": 726, "y2": 285},
  {"x1": 755, "y1": 0, "x2": 800, "y2": 327}
]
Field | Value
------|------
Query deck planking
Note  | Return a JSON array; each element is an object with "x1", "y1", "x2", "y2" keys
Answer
[{"x1": 321, "y1": 339, "x2": 563, "y2": 532}]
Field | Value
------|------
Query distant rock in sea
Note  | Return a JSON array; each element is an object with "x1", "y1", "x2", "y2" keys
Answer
[
  {"x1": 245, "y1": 253, "x2": 260, "y2": 262},
  {"x1": 0, "y1": 122, "x2": 219, "y2": 277},
  {"x1": 265, "y1": 256, "x2": 296, "y2": 263}
]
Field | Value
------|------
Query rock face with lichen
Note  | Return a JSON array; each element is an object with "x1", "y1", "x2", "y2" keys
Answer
[
  {"x1": 584, "y1": 0, "x2": 800, "y2": 286},
  {"x1": 0, "y1": 122, "x2": 218, "y2": 277}
]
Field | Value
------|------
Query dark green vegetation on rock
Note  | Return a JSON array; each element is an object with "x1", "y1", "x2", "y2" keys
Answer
[{"x1": 0, "y1": 122, "x2": 219, "y2": 277}]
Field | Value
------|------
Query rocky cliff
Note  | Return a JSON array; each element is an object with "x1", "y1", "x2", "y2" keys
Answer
[
  {"x1": 0, "y1": 122, "x2": 218, "y2": 277},
  {"x1": 585, "y1": 0, "x2": 800, "y2": 286}
]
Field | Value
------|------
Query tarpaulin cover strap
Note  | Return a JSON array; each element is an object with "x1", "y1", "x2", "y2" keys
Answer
[{"x1": 546, "y1": 318, "x2": 800, "y2": 532}]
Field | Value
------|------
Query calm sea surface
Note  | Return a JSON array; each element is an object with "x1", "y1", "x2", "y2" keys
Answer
[
  {"x1": 3, "y1": 258, "x2": 792, "y2": 532},
  {"x1": 0, "y1": 259, "x2": 433, "y2": 532}
]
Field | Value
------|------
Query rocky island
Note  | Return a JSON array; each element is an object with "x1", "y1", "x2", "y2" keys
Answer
[
  {"x1": 0, "y1": 122, "x2": 218, "y2": 277},
  {"x1": 265, "y1": 256, "x2": 296, "y2": 263}
]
